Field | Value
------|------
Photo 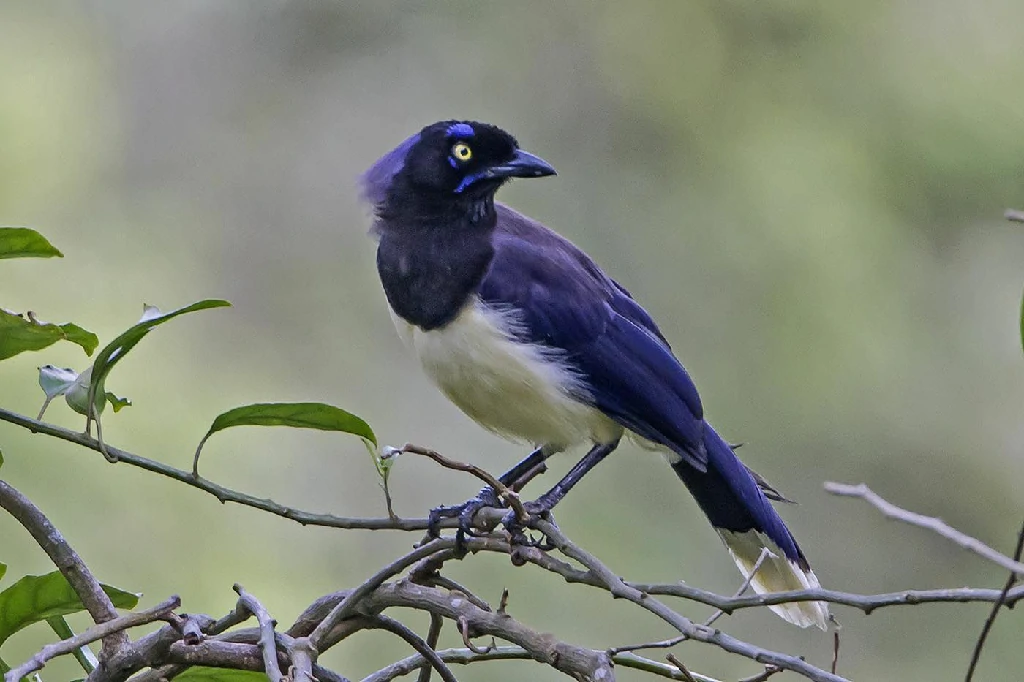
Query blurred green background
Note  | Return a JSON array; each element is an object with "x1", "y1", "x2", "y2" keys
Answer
[{"x1": 2, "y1": 2, "x2": 1023, "y2": 680}]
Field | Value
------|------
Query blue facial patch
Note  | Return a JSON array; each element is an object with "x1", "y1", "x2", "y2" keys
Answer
[
  {"x1": 454, "y1": 171, "x2": 486, "y2": 194},
  {"x1": 446, "y1": 122, "x2": 475, "y2": 139}
]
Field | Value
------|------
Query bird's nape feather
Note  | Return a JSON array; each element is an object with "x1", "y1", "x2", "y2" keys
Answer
[{"x1": 360, "y1": 132, "x2": 421, "y2": 206}]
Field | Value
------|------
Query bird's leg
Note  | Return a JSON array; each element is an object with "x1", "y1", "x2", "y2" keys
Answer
[
  {"x1": 427, "y1": 446, "x2": 553, "y2": 548},
  {"x1": 497, "y1": 445, "x2": 553, "y2": 489},
  {"x1": 503, "y1": 440, "x2": 619, "y2": 546}
]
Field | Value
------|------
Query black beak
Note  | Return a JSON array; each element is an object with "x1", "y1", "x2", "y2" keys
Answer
[{"x1": 485, "y1": 149, "x2": 557, "y2": 180}]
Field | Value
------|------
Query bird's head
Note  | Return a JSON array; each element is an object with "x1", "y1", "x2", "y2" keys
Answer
[{"x1": 361, "y1": 121, "x2": 556, "y2": 215}]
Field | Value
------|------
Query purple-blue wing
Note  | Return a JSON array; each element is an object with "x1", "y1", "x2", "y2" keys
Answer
[{"x1": 480, "y1": 205, "x2": 707, "y2": 470}]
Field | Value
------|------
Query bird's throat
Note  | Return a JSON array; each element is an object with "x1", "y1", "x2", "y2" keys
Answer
[{"x1": 376, "y1": 218, "x2": 496, "y2": 331}]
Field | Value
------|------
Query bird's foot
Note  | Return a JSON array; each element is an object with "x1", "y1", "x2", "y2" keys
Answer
[
  {"x1": 501, "y1": 499, "x2": 557, "y2": 551},
  {"x1": 427, "y1": 487, "x2": 504, "y2": 553}
]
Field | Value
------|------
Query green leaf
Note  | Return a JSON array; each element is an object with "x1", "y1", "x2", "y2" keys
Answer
[
  {"x1": 0, "y1": 563, "x2": 6, "y2": 581},
  {"x1": 105, "y1": 392, "x2": 132, "y2": 413},
  {"x1": 193, "y1": 402, "x2": 376, "y2": 475},
  {"x1": 85, "y1": 300, "x2": 230, "y2": 420},
  {"x1": 0, "y1": 572, "x2": 139, "y2": 646},
  {"x1": 0, "y1": 227, "x2": 62, "y2": 259},
  {"x1": 0, "y1": 310, "x2": 98, "y2": 361},
  {"x1": 173, "y1": 668, "x2": 267, "y2": 682}
]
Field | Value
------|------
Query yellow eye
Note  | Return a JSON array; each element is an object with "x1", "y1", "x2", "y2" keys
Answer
[{"x1": 451, "y1": 142, "x2": 473, "y2": 162}]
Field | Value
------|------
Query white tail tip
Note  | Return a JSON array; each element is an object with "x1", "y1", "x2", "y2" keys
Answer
[{"x1": 719, "y1": 530, "x2": 830, "y2": 630}]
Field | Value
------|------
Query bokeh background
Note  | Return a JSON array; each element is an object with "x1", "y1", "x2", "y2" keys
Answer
[{"x1": 2, "y1": 2, "x2": 1023, "y2": 680}]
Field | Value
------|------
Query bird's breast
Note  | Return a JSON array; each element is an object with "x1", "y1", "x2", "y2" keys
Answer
[{"x1": 391, "y1": 298, "x2": 621, "y2": 449}]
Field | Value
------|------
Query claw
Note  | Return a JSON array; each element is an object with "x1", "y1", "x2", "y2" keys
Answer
[
  {"x1": 427, "y1": 487, "x2": 503, "y2": 552},
  {"x1": 501, "y1": 500, "x2": 556, "y2": 549}
]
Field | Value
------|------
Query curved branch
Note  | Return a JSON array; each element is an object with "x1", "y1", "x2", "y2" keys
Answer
[
  {"x1": 369, "y1": 615, "x2": 458, "y2": 682},
  {"x1": 965, "y1": 518, "x2": 1024, "y2": 681},
  {"x1": 4, "y1": 596, "x2": 180, "y2": 682},
  {"x1": 825, "y1": 482, "x2": 1024, "y2": 575},
  {"x1": 308, "y1": 539, "x2": 453, "y2": 650},
  {"x1": 363, "y1": 646, "x2": 724, "y2": 682},
  {"x1": 0, "y1": 407, "x2": 433, "y2": 530},
  {"x1": 0, "y1": 479, "x2": 130, "y2": 657}
]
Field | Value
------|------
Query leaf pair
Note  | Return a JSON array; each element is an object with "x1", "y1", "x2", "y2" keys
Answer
[{"x1": 0, "y1": 228, "x2": 98, "y2": 361}]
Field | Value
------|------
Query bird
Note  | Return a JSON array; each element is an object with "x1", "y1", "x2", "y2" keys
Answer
[{"x1": 360, "y1": 120, "x2": 829, "y2": 629}]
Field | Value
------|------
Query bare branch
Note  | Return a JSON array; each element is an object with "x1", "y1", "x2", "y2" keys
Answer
[
  {"x1": 825, "y1": 482, "x2": 1024, "y2": 575},
  {"x1": 0, "y1": 479, "x2": 130, "y2": 657},
  {"x1": 607, "y1": 634, "x2": 686, "y2": 656},
  {"x1": 4, "y1": 596, "x2": 180, "y2": 682},
  {"x1": 308, "y1": 539, "x2": 452, "y2": 651},
  {"x1": 370, "y1": 615, "x2": 458, "y2": 682},
  {"x1": 364, "y1": 646, "x2": 725, "y2": 682},
  {"x1": 531, "y1": 518, "x2": 846, "y2": 682},
  {"x1": 234, "y1": 584, "x2": 284, "y2": 682},
  {"x1": 288, "y1": 637, "x2": 317, "y2": 682},
  {"x1": 738, "y1": 665, "x2": 783, "y2": 682},
  {"x1": 665, "y1": 653, "x2": 697, "y2": 682},
  {"x1": 964, "y1": 518, "x2": 1024, "y2": 681},
  {"x1": 457, "y1": 615, "x2": 494, "y2": 655},
  {"x1": 415, "y1": 614, "x2": 444, "y2": 682}
]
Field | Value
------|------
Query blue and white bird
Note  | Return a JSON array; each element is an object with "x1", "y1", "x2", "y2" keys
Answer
[{"x1": 361, "y1": 120, "x2": 829, "y2": 629}]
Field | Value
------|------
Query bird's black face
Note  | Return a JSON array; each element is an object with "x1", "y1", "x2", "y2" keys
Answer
[{"x1": 402, "y1": 121, "x2": 556, "y2": 199}]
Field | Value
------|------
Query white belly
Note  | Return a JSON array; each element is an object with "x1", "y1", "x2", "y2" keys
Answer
[{"x1": 392, "y1": 298, "x2": 621, "y2": 449}]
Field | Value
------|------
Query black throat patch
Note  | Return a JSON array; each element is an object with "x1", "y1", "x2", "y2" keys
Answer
[{"x1": 375, "y1": 208, "x2": 496, "y2": 331}]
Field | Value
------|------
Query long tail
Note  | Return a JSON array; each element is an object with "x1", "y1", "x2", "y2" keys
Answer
[{"x1": 670, "y1": 422, "x2": 830, "y2": 629}]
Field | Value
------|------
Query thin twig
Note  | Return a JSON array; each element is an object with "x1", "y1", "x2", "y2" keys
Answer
[
  {"x1": 370, "y1": 615, "x2": 459, "y2": 682},
  {"x1": 607, "y1": 635, "x2": 687, "y2": 656},
  {"x1": 497, "y1": 589, "x2": 509, "y2": 616},
  {"x1": 633, "y1": 582, "x2": 1024, "y2": 614},
  {"x1": 704, "y1": 547, "x2": 771, "y2": 627},
  {"x1": 399, "y1": 444, "x2": 528, "y2": 522},
  {"x1": 964, "y1": 518, "x2": 1024, "y2": 681},
  {"x1": 234, "y1": 584, "x2": 284, "y2": 682},
  {"x1": 457, "y1": 616, "x2": 494, "y2": 655},
  {"x1": 416, "y1": 614, "x2": 444, "y2": 682},
  {"x1": 665, "y1": 653, "x2": 697, "y2": 682},
  {"x1": 0, "y1": 479, "x2": 130, "y2": 658},
  {"x1": 0, "y1": 406, "x2": 438, "y2": 531},
  {"x1": 738, "y1": 665, "x2": 782, "y2": 682},
  {"x1": 363, "y1": 646, "x2": 724, "y2": 682},
  {"x1": 825, "y1": 482, "x2": 1024, "y2": 575},
  {"x1": 4, "y1": 596, "x2": 180, "y2": 682},
  {"x1": 308, "y1": 539, "x2": 451, "y2": 650},
  {"x1": 532, "y1": 518, "x2": 846, "y2": 682},
  {"x1": 410, "y1": 568, "x2": 492, "y2": 613}
]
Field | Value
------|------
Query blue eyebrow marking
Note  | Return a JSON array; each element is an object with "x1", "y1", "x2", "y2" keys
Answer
[{"x1": 446, "y1": 122, "x2": 475, "y2": 138}]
